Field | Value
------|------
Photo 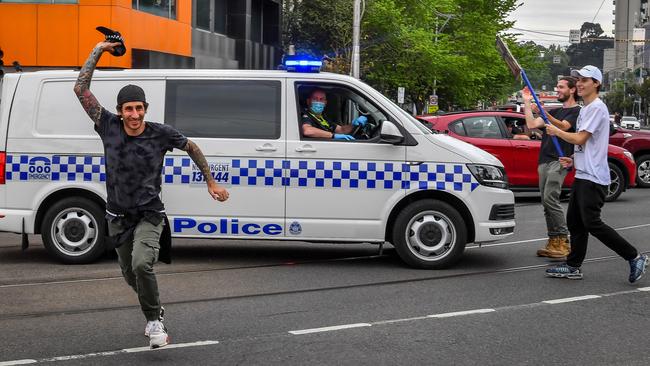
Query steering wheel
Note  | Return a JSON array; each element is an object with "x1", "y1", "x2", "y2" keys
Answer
[{"x1": 351, "y1": 118, "x2": 378, "y2": 139}]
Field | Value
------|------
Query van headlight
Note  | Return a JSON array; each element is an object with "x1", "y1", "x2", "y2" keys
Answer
[{"x1": 467, "y1": 164, "x2": 509, "y2": 189}]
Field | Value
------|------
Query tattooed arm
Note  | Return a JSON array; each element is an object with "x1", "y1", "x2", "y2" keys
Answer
[
  {"x1": 184, "y1": 140, "x2": 230, "y2": 202},
  {"x1": 73, "y1": 42, "x2": 121, "y2": 126}
]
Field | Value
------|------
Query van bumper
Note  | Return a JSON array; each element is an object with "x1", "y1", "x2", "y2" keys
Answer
[
  {"x1": 0, "y1": 209, "x2": 36, "y2": 234},
  {"x1": 471, "y1": 187, "x2": 515, "y2": 243}
]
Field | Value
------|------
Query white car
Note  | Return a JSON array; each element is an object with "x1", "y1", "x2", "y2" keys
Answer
[{"x1": 621, "y1": 116, "x2": 641, "y2": 130}]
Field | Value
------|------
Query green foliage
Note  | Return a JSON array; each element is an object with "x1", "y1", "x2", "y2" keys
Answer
[
  {"x1": 283, "y1": 0, "x2": 547, "y2": 113},
  {"x1": 565, "y1": 22, "x2": 613, "y2": 71}
]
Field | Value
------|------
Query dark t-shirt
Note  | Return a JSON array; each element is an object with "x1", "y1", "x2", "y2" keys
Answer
[
  {"x1": 301, "y1": 110, "x2": 338, "y2": 133},
  {"x1": 95, "y1": 109, "x2": 188, "y2": 211},
  {"x1": 538, "y1": 106, "x2": 581, "y2": 164}
]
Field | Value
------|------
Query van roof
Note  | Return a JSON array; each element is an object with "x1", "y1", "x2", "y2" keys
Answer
[{"x1": 13, "y1": 69, "x2": 359, "y2": 82}]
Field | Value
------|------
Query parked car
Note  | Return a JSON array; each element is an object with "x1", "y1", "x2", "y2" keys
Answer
[
  {"x1": 609, "y1": 124, "x2": 650, "y2": 187},
  {"x1": 621, "y1": 116, "x2": 641, "y2": 130},
  {"x1": 419, "y1": 111, "x2": 636, "y2": 201}
]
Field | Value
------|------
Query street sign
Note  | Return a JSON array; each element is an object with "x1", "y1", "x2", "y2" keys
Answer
[
  {"x1": 427, "y1": 105, "x2": 439, "y2": 114},
  {"x1": 569, "y1": 29, "x2": 581, "y2": 44},
  {"x1": 429, "y1": 94, "x2": 438, "y2": 106},
  {"x1": 397, "y1": 87, "x2": 405, "y2": 104},
  {"x1": 553, "y1": 55, "x2": 561, "y2": 64},
  {"x1": 634, "y1": 28, "x2": 646, "y2": 41}
]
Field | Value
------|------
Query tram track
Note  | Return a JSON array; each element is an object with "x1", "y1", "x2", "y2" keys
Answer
[{"x1": 0, "y1": 253, "x2": 622, "y2": 321}]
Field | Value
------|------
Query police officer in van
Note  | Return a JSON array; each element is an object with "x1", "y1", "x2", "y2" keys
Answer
[
  {"x1": 73, "y1": 39, "x2": 229, "y2": 349},
  {"x1": 302, "y1": 89, "x2": 368, "y2": 140}
]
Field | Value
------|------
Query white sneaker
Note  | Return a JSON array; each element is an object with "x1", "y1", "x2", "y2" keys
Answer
[
  {"x1": 148, "y1": 321, "x2": 169, "y2": 349},
  {"x1": 144, "y1": 306, "x2": 165, "y2": 337}
]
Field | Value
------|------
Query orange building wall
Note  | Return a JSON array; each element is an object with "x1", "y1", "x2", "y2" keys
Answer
[{"x1": 0, "y1": 0, "x2": 191, "y2": 68}]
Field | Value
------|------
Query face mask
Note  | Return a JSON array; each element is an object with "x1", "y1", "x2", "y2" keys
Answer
[{"x1": 310, "y1": 101, "x2": 325, "y2": 114}]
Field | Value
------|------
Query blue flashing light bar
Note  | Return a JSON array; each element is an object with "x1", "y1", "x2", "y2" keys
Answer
[{"x1": 283, "y1": 55, "x2": 322, "y2": 73}]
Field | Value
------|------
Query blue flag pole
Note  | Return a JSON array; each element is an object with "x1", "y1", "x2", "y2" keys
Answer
[{"x1": 520, "y1": 69, "x2": 564, "y2": 157}]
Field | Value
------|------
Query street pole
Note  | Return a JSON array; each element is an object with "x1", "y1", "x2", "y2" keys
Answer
[{"x1": 351, "y1": 0, "x2": 361, "y2": 79}]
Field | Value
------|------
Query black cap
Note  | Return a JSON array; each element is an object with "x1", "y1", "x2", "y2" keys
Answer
[{"x1": 117, "y1": 84, "x2": 146, "y2": 105}]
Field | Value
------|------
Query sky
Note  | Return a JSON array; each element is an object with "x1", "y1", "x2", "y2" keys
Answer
[{"x1": 506, "y1": 0, "x2": 615, "y2": 47}]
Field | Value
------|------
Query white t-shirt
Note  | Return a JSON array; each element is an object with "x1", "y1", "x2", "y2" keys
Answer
[{"x1": 574, "y1": 98, "x2": 611, "y2": 185}]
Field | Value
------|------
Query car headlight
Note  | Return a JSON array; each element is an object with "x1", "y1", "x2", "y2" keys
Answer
[
  {"x1": 623, "y1": 150, "x2": 634, "y2": 163},
  {"x1": 467, "y1": 164, "x2": 509, "y2": 189}
]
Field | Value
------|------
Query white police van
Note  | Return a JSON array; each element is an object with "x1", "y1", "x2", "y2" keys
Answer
[{"x1": 0, "y1": 60, "x2": 515, "y2": 269}]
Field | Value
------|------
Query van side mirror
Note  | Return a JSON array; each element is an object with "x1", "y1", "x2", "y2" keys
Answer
[{"x1": 380, "y1": 121, "x2": 404, "y2": 144}]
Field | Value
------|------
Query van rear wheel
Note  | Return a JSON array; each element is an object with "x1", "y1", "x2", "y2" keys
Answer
[
  {"x1": 392, "y1": 199, "x2": 467, "y2": 269},
  {"x1": 41, "y1": 197, "x2": 106, "y2": 264}
]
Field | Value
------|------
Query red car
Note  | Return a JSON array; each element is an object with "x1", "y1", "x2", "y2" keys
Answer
[
  {"x1": 419, "y1": 111, "x2": 636, "y2": 201},
  {"x1": 609, "y1": 124, "x2": 650, "y2": 188}
]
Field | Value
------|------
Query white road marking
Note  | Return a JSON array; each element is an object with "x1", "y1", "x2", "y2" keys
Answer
[
  {"x1": 289, "y1": 323, "x2": 372, "y2": 335},
  {"x1": 427, "y1": 309, "x2": 495, "y2": 318},
  {"x1": 0, "y1": 341, "x2": 219, "y2": 365},
  {"x1": 542, "y1": 295, "x2": 601, "y2": 304},
  {"x1": 637, "y1": 287, "x2": 650, "y2": 292},
  {"x1": 0, "y1": 360, "x2": 37, "y2": 366}
]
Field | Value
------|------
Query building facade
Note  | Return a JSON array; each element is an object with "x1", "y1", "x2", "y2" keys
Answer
[{"x1": 0, "y1": 0, "x2": 281, "y2": 71}]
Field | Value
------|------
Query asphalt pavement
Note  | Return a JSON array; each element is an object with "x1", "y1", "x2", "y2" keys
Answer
[{"x1": 1, "y1": 189, "x2": 649, "y2": 365}]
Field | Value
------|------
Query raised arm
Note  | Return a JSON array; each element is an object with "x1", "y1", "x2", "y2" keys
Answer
[
  {"x1": 73, "y1": 42, "x2": 120, "y2": 125},
  {"x1": 183, "y1": 140, "x2": 229, "y2": 202}
]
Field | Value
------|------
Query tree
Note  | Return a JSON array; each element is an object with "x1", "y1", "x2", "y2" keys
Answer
[
  {"x1": 566, "y1": 22, "x2": 613, "y2": 70},
  {"x1": 282, "y1": 0, "x2": 536, "y2": 112}
]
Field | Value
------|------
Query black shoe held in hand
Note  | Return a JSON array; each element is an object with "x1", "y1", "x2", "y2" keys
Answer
[{"x1": 96, "y1": 26, "x2": 126, "y2": 56}]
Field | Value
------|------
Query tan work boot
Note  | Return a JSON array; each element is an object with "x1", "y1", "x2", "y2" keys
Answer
[
  {"x1": 555, "y1": 235, "x2": 571, "y2": 256},
  {"x1": 546, "y1": 235, "x2": 570, "y2": 258},
  {"x1": 536, "y1": 237, "x2": 557, "y2": 257}
]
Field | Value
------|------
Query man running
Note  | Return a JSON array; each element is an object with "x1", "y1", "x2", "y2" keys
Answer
[{"x1": 74, "y1": 40, "x2": 229, "y2": 348}]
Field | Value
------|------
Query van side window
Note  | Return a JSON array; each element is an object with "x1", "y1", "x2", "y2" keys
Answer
[
  {"x1": 165, "y1": 80, "x2": 281, "y2": 139},
  {"x1": 296, "y1": 83, "x2": 390, "y2": 142}
]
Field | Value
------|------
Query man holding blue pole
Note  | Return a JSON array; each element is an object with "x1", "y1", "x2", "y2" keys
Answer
[{"x1": 523, "y1": 77, "x2": 580, "y2": 259}]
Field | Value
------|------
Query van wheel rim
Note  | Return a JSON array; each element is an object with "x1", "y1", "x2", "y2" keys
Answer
[
  {"x1": 638, "y1": 161, "x2": 650, "y2": 184},
  {"x1": 608, "y1": 171, "x2": 621, "y2": 198},
  {"x1": 51, "y1": 208, "x2": 97, "y2": 256},
  {"x1": 405, "y1": 211, "x2": 455, "y2": 261}
]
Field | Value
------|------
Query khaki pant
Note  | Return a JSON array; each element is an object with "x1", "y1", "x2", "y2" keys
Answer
[
  {"x1": 109, "y1": 219, "x2": 163, "y2": 321},
  {"x1": 538, "y1": 161, "x2": 569, "y2": 237}
]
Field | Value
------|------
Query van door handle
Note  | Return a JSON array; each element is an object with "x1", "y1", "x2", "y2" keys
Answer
[
  {"x1": 255, "y1": 144, "x2": 277, "y2": 152},
  {"x1": 295, "y1": 146, "x2": 317, "y2": 153}
]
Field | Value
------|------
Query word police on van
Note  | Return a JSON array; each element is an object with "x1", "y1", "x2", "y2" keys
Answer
[{"x1": 0, "y1": 59, "x2": 514, "y2": 269}]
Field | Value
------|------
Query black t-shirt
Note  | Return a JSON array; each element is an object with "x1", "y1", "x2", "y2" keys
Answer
[
  {"x1": 538, "y1": 106, "x2": 580, "y2": 164},
  {"x1": 301, "y1": 110, "x2": 338, "y2": 133},
  {"x1": 95, "y1": 109, "x2": 188, "y2": 211}
]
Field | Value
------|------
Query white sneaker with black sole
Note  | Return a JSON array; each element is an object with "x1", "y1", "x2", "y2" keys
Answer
[
  {"x1": 148, "y1": 320, "x2": 169, "y2": 349},
  {"x1": 144, "y1": 306, "x2": 165, "y2": 337}
]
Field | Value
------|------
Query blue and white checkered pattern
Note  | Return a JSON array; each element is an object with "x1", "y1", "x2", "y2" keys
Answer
[
  {"x1": 6, "y1": 155, "x2": 105, "y2": 182},
  {"x1": 163, "y1": 157, "x2": 479, "y2": 192},
  {"x1": 6, "y1": 155, "x2": 479, "y2": 192}
]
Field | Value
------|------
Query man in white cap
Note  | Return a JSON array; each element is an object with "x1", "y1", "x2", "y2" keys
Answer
[{"x1": 545, "y1": 65, "x2": 648, "y2": 282}]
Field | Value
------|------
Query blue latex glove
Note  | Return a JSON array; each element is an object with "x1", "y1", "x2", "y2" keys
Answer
[
  {"x1": 352, "y1": 115, "x2": 368, "y2": 127},
  {"x1": 334, "y1": 134, "x2": 355, "y2": 141}
]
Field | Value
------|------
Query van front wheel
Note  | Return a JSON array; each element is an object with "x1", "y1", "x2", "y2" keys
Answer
[
  {"x1": 392, "y1": 200, "x2": 467, "y2": 269},
  {"x1": 41, "y1": 197, "x2": 106, "y2": 264}
]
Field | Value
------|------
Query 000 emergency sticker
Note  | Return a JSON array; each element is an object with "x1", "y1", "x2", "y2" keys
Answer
[{"x1": 190, "y1": 162, "x2": 230, "y2": 184}]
